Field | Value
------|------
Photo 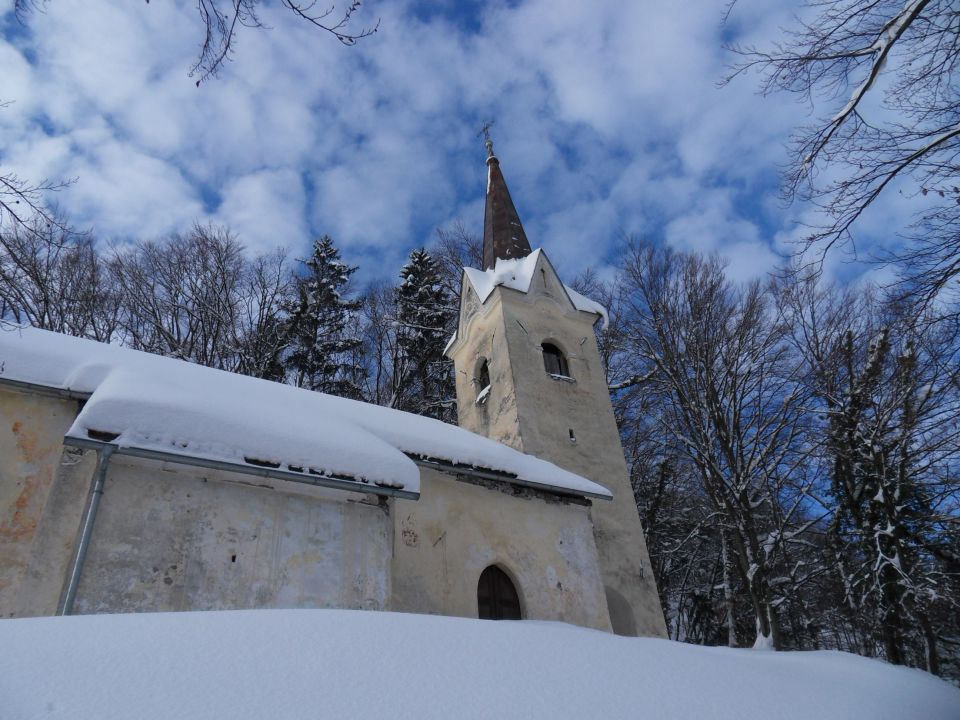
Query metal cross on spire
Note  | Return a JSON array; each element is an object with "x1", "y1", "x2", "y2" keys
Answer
[{"x1": 477, "y1": 120, "x2": 495, "y2": 157}]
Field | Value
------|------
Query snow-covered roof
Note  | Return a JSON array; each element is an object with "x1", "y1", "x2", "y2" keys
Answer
[
  {"x1": 0, "y1": 326, "x2": 612, "y2": 500},
  {"x1": 463, "y1": 249, "x2": 609, "y2": 328}
]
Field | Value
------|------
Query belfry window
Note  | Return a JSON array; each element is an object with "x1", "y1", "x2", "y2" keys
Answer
[
  {"x1": 541, "y1": 342, "x2": 570, "y2": 378},
  {"x1": 477, "y1": 565, "x2": 522, "y2": 620}
]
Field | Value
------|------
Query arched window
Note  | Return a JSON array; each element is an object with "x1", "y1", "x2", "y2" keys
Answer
[
  {"x1": 475, "y1": 359, "x2": 491, "y2": 404},
  {"x1": 477, "y1": 565, "x2": 522, "y2": 620},
  {"x1": 541, "y1": 342, "x2": 570, "y2": 377},
  {"x1": 477, "y1": 359, "x2": 491, "y2": 392}
]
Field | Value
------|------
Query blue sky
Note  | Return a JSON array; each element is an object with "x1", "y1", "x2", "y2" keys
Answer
[{"x1": 0, "y1": 0, "x2": 906, "y2": 286}]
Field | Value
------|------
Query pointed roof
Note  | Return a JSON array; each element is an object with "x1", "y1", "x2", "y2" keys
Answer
[
  {"x1": 462, "y1": 249, "x2": 609, "y2": 328},
  {"x1": 483, "y1": 139, "x2": 532, "y2": 270}
]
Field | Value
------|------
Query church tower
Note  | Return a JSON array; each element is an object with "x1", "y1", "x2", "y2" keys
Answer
[{"x1": 446, "y1": 141, "x2": 667, "y2": 637}]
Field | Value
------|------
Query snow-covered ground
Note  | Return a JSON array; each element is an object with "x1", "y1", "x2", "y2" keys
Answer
[{"x1": 1, "y1": 610, "x2": 957, "y2": 719}]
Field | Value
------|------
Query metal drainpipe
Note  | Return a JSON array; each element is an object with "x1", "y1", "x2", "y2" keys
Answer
[{"x1": 58, "y1": 445, "x2": 114, "y2": 616}]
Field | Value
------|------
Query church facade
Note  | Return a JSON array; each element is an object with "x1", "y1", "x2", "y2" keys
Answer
[{"x1": 0, "y1": 146, "x2": 666, "y2": 638}]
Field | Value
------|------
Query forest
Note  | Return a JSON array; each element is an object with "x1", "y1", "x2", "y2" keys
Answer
[{"x1": 1, "y1": 214, "x2": 957, "y2": 681}]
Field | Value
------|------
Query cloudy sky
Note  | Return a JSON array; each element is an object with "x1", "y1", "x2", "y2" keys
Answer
[{"x1": 0, "y1": 0, "x2": 903, "y2": 286}]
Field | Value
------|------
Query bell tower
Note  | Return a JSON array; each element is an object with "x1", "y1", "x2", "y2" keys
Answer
[{"x1": 446, "y1": 141, "x2": 667, "y2": 637}]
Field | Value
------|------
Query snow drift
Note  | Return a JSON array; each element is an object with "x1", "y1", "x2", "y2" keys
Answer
[{"x1": 0, "y1": 609, "x2": 956, "y2": 720}]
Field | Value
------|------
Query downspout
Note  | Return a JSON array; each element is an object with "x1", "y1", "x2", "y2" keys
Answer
[{"x1": 57, "y1": 445, "x2": 114, "y2": 616}]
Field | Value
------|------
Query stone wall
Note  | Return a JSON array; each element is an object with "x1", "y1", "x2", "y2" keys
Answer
[
  {"x1": 72, "y1": 456, "x2": 392, "y2": 614},
  {"x1": 391, "y1": 467, "x2": 612, "y2": 631},
  {"x1": 0, "y1": 387, "x2": 393, "y2": 616},
  {"x1": 0, "y1": 388, "x2": 92, "y2": 618}
]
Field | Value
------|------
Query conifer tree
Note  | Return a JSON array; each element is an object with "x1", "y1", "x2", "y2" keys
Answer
[
  {"x1": 284, "y1": 235, "x2": 365, "y2": 399},
  {"x1": 392, "y1": 248, "x2": 455, "y2": 421}
]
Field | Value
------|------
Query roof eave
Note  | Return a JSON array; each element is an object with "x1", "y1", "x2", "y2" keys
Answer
[
  {"x1": 64, "y1": 435, "x2": 420, "y2": 500},
  {"x1": 409, "y1": 454, "x2": 612, "y2": 502}
]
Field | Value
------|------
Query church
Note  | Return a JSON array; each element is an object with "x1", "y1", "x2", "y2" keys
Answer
[{"x1": 0, "y1": 143, "x2": 666, "y2": 638}]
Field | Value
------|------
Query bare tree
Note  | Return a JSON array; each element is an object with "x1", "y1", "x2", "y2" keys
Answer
[
  {"x1": 430, "y1": 221, "x2": 483, "y2": 301},
  {"x1": 233, "y1": 248, "x2": 294, "y2": 381},
  {"x1": 358, "y1": 279, "x2": 397, "y2": 406},
  {"x1": 619, "y1": 241, "x2": 815, "y2": 649},
  {"x1": 14, "y1": 0, "x2": 379, "y2": 85},
  {"x1": 725, "y1": 0, "x2": 960, "y2": 313},
  {"x1": 112, "y1": 224, "x2": 247, "y2": 368},
  {"x1": 0, "y1": 169, "x2": 74, "y2": 238},
  {"x1": 0, "y1": 95, "x2": 75, "y2": 238},
  {"x1": 0, "y1": 212, "x2": 119, "y2": 339}
]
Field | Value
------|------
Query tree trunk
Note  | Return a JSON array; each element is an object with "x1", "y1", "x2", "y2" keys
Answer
[{"x1": 721, "y1": 530, "x2": 739, "y2": 647}]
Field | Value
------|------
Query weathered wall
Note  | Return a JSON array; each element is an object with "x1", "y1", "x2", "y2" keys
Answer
[
  {"x1": 453, "y1": 287, "x2": 523, "y2": 451},
  {"x1": 449, "y1": 256, "x2": 668, "y2": 637},
  {"x1": 392, "y1": 467, "x2": 611, "y2": 631},
  {"x1": 0, "y1": 388, "x2": 92, "y2": 618},
  {"x1": 72, "y1": 456, "x2": 392, "y2": 614}
]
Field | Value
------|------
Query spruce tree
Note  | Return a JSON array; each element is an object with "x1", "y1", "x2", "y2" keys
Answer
[
  {"x1": 285, "y1": 235, "x2": 365, "y2": 398},
  {"x1": 392, "y1": 248, "x2": 455, "y2": 421}
]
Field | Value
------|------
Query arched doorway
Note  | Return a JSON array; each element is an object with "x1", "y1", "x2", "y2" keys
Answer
[
  {"x1": 477, "y1": 565, "x2": 522, "y2": 620},
  {"x1": 604, "y1": 585, "x2": 637, "y2": 636}
]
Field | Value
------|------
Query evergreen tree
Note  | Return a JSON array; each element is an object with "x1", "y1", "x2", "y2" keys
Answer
[
  {"x1": 392, "y1": 248, "x2": 455, "y2": 421},
  {"x1": 284, "y1": 235, "x2": 364, "y2": 398}
]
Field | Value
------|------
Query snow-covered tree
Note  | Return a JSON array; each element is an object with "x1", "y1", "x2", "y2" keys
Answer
[
  {"x1": 391, "y1": 248, "x2": 455, "y2": 421},
  {"x1": 618, "y1": 241, "x2": 816, "y2": 650},
  {"x1": 284, "y1": 235, "x2": 365, "y2": 399},
  {"x1": 781, "y1": 273, "x2": 960, "y2": 673}
]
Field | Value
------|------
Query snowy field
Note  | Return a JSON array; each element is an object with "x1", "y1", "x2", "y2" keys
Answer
[{"x1": 1, "y1": 610, "x2": 957, "y2": 720}]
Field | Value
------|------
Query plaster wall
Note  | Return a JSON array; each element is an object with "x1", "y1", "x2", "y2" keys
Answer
[
  {"x1": 453, "y1": 290, "x2": 523, "y2": 451},
  {"x1": 391, "y1": 467, "x2": 611, "y2": 631},
  {"x1": 70, "y1": 456, "x2": 392, "y2": 614},
  {"x1": 0, "y1": 388, "x2": 93, "y2": 618},
  {"x1": 450, "y1": 258, "x2": 667, "y2": 637}
]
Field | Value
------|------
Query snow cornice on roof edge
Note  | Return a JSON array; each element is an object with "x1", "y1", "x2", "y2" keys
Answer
[
  {"x1": 460, "y1": 249, "x2": 609, "y2": 329},
  {"x1": 0, "y1": 326, "x2": 611, "y2": 501}
]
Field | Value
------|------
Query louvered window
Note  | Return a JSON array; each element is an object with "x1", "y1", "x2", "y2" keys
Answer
[{"x1": 541, "y1": 343, "x2": 570, "y2": 377}]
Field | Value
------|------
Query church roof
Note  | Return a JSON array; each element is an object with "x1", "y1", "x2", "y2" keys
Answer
[
  {"x1": 482, "y1": 141, "x2": 532, "y2": 270},
  {"x1": 0, "y1": 326, "x2": 612, "y2": 500}
]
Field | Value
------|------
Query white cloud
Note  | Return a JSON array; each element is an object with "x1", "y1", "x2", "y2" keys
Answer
[
  {"x1": 0, "y1": 0, "x2": 850, "y2": 286},
  {"x1": 213, "y1": 168, "x2": 308, "y2": 256}
]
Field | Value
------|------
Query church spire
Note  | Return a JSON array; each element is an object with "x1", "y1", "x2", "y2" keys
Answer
[{"x1": 482, "y1": 138, "x2": 532, "y2": 271}]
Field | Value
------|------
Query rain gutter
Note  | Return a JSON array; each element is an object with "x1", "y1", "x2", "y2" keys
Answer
[{"x1": 63, "y1": 436, "x2": 419, "y2": 501}]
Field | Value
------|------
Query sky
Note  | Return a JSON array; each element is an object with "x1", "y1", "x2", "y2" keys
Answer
[{"x1": 0, "y1": 0, "x2": 910, "y2": 287}]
